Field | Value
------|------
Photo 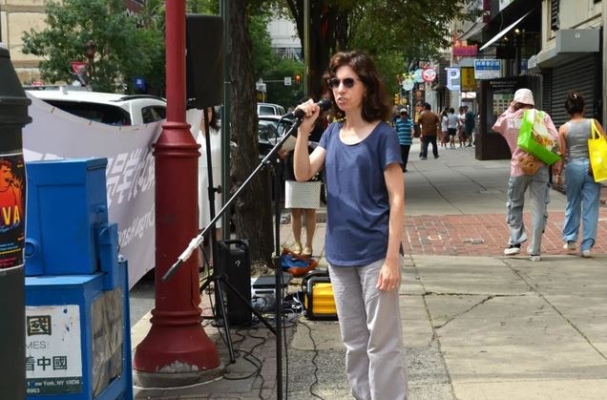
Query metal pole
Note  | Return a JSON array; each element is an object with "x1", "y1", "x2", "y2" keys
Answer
[
  {"x1": 0, "y1": 45, "x2": 31, "y2": 400},
  {"x1": 220, "y1": 0, "x2": 231, "y2": 240},
  {"x1": 133, "y1": 0, "x2": 220, "y2": 381},
  {"x1": 303, "y1": 0, "x2": 310, "y2": 96}
]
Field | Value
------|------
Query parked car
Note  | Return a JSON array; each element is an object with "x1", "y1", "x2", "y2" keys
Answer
[
  {"x1": 26, "y1": 86, "x2": 166, "y2": 126},
  {"x1": 257, "y1": 114, "x2": 295, "y2": 156},
  {"x1": 257, "y1": 102, "x2": 285, "y2": 116}
]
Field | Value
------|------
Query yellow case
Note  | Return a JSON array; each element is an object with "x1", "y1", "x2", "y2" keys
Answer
[{"x1": 304, "y1": 274, "x2": 338, "y2": 320}]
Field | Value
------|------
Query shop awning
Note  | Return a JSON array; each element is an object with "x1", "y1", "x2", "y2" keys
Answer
[
  {"x1": 479, "y1": 10, "x2": 532, "y2": 52},
  {"x1": 458, "y1": 20, "x2": 485, "y2": 41}
]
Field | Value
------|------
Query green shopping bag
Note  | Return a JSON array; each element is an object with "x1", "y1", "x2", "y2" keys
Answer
[
  {"x1": 589, "y1": 119, "x2": 607, "y2": 182},
  {"x1": 517, "y1": 110, "x2": 561, "y2": 165}
]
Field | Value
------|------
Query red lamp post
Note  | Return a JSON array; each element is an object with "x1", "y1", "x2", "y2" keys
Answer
[{"x1": 133, "y1": 0, "x2": 220, "y2": 381}]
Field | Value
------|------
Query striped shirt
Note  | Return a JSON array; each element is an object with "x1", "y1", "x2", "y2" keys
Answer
[{"x1": 395, "y1": 116, "x2": 413, "y2": 145}]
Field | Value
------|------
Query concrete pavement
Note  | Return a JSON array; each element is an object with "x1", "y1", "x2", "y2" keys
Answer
[{"x1": 131, "y1": 139, "x2": 607, "y2": 400}]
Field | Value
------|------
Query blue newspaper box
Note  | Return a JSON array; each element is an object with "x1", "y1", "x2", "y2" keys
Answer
[
  {"x1": 25, "y1": 158, "x2": 108, "y2": 276},
  {"x1": 24, "y1": 158, "x2": 132, "y2": 399}
]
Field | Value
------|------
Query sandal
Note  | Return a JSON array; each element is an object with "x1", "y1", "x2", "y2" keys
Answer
[
  {"x1": 292, "y1": 242, "x2": 302, "y2": 255},
  {"x1": 302, "y1": 246, "x2": 313, "y2": 256}
]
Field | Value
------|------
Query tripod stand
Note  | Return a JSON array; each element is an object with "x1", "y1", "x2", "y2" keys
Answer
[
  {"x1": 195, "y1": 108, "x2": 276, "y2": 363},
  {"x1": 164, "y1": 113, "x2": 304, "y2": 400}
]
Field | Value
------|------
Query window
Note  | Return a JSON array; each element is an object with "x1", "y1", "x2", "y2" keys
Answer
[
  {"x1": 45, "y1": 100, "x2": 131, "y2": 126},
  {"x1": 550, "y1": 0, "x2": 560, "y2": 31},
  {"x1": 141, "y1": 106, "x2": 166, "y2": 123}
]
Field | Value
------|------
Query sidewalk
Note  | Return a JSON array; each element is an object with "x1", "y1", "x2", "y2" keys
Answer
[{"x1": 132, "y1": 139, "x2": 607, "y2": 400}]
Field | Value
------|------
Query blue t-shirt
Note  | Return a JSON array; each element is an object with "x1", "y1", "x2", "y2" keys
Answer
[{"x1": 318, "y1": 121, "x2": 402, "y2": 267}]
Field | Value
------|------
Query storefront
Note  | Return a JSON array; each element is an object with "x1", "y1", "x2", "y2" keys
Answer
[{"x1": 544, "y1": 54, "x2": 601, "y2": 128}]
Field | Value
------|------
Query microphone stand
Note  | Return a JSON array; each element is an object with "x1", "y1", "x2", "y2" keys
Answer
[{"x1": 163, "y1": 116, "x2": 304, "y2": 400}]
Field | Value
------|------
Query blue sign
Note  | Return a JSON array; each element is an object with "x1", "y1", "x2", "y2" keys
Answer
[{"x1": 474, "y1": 59, "x2": 501, "y2": 79}]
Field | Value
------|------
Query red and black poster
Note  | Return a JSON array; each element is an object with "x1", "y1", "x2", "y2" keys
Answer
[{"x1": 0, "y1": 152, "x2": 25, "y2": 270}]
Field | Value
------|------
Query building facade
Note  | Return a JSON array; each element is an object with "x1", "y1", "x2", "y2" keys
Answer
[
  {"x1": 448, "y1": 0, "x2": 605, "y2": 162},
  {"x1": 0, "y1": 0, "x2": 46, "y2": 83}
]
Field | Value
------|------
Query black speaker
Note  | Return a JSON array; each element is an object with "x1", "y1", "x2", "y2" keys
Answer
[
  {"x1": 216, "y1": 240, "x2": 252, "y2": 326},
  {"x1": 186, "y1": 14, "x2": 224, "y2": 108}
]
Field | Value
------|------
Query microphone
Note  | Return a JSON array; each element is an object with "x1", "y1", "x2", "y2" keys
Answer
[{"x1": 284, "y1": 98, "x2": 332, "y2": 119}]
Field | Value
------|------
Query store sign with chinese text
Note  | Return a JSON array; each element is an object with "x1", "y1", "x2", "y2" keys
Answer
[
  {"x1": 25, "y1": 305, "x2": 82, "y2": 395},
  {"x1": 474, "y1": 59, "x2": 501, "y2": 80},
  {"x1": 453, "y1": 43, "x2": 478, "y2": 57},
  {"x1": 461, "y1": 67, "x2": 477, "y2": 91}
]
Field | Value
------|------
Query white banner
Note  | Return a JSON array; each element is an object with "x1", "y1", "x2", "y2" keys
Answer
[{"x1": 23, "y1": 94, "x2": 162, "y2": 287}]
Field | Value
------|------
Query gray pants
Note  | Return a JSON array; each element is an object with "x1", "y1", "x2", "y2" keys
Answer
[
  {"x1": 329, "y1": 258, "x2": 408, "y2": 400},
  {"x1": 506, "y1": 166, "x2": 550, "y2": 256}
]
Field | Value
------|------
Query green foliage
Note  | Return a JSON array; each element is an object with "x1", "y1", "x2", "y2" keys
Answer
[
  {"x1": 284, "y1": 0, "x2": 478, "y2": 98},
  {"x1": 249, "y1": 12, "x2": 305, "y2": 108},
  {"x1": 349, "y1": 0, "x2": 478, "y2": 61},
  {"x1": 22, "y1": 0, "x2": 164, "y2": 93}
]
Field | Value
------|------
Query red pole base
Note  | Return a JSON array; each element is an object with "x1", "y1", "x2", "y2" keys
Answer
[{"x1": 133, "y1": 308, "x2": 220, "y2": 373}]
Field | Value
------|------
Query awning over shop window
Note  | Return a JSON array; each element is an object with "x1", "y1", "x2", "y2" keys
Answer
[
  {"x1": 479, "y1": 10, "x2": 532, "y2": 52},
  {"x1": 458, "y1": 20, "x2": 485, "y2": 41}
]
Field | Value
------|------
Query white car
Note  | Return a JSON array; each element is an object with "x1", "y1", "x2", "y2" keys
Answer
[
  {"x1": 26, "y1": 86, "x2": 166, "y2": 126},
  {"x1": 257, "y1": 102, "x2": 285, "y2": 116}
]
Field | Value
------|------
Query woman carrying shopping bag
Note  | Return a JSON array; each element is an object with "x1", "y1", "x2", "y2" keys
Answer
[{"x1": 557, "y1": 92, "x2": 606, "y2": 258}]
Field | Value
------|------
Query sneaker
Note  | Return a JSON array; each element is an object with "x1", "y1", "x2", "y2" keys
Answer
[
  {"x1": 581, "y1": 250, "x2": 591, "y2": 258},
  {"x1": 529, "y1": 255, "x2": 541, "y2": 262},
  {"x1": 504, "y1": 244, "x2": 521, "y2": 255},
  {"x1": 563, "y1": 241, "x2": 576, "y2": 251}
]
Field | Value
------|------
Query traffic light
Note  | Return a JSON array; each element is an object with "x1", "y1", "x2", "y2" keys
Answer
[
  {"x1": 394, "y1": 93, "x2": 399, "y2": 105},
  {"x1": 295, "y1": 74, "x2": 301, "y2": 85}
]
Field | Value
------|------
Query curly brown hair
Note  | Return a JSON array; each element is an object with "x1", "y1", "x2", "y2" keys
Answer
[{"x1": 322, "y1": 50, "x2": 391, "y2": 123}]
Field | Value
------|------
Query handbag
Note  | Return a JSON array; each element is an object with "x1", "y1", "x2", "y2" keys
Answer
[
  {"x1": 517, "y1": 110, "x2": 561, "y2": 165},
  {"x1": 518, "y1": 152, "x2": 542, "y2": 175},
  {"x1": 588, "y1": 119, "x2": 607, "y2": 182}
]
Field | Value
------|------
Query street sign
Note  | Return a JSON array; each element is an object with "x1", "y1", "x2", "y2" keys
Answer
[
  {"x1": 445, "y1": 68, "x2": 460, "y2": 91},
  {"x1": 422, "y1": 68, "x2": 437, "y2": 83},
  {"x1": 284, "y1": 77, "x2": 292, "y2": 86},
  {"x1": 402, "y1": 77, "x2": 414, "y2": 91}
]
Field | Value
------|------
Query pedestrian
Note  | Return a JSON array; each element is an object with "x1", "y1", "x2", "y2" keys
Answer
[
  {"x1": 292, "y1": 50, "x2": 408, "y2": 400},
  {"x1": 457, "y1": 106, "x2": 466, "y2": 147},
  {"x1": 558, "y1": 92, "x2": 605, "y2": 258},
  {"x1": 282, "y1": 150, "x2": 320, "y2": 256},
  {"x1": 492, "y1": 88, "x2": 562, "y2": 262},
  {"x1": 464, "y1": 105, "x2": 475, "y2": 146},
  {"x1": 395, "y1": 108, "x2": 413, "y2": 172},
  {"x1": 440, "y1": 107, "x2": 449, "y2": 148},
  {"x1": 418, "y1": 103, "x2": 440, "y2": 159},
  {"x1": 196, "y1": 107, "x2": 223, "y2": 267},
  {"x1": 447, "y1": 107, "x2": 459, "y2": 148},
  {"x1": 280, "y1": 113, "x2": 324, "y2": 257}
]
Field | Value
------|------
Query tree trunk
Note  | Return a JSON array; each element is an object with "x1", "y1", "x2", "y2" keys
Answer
[
  {"x1": 287, "y1": 0, "x2": 346, "y2": 100},
  {"x1": 229, "y1": 0, "x2": 274, "y2": 270}
]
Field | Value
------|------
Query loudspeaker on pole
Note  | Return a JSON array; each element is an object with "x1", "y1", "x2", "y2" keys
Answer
[{"x1": 186, "y1": 14, "x2": 224, "y2": 109}]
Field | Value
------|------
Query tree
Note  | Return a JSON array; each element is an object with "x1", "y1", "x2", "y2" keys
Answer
[
  {"x1": 21, "y1": 0, "x2": 164, "y2": 93},
  {"x1": 229, "y1": 0, "x2": 275, "y2": 270},
  {"x1": 249, "y1": 13, "x2": 305, "y2": 107},
  {"x1": 284, "y1": 0, "x2": 478, "y2": 99}
]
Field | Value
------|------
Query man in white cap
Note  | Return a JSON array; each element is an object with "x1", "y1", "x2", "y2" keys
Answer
[{"x1": 492, "y1": 88, "x2": 562, "y2": 262}]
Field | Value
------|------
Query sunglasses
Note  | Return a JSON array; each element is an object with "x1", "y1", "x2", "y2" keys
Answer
[{"x1": 327, "y1": 77, "x2": 358, "y2": 89}]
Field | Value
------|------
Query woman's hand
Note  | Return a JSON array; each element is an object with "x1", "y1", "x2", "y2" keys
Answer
[
  {"x1": 377, "y1": 259, "x2": 401, "y2": 292},
  {"x1": 294, "y1": 99, "x2": 321, "y2": 133}
]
